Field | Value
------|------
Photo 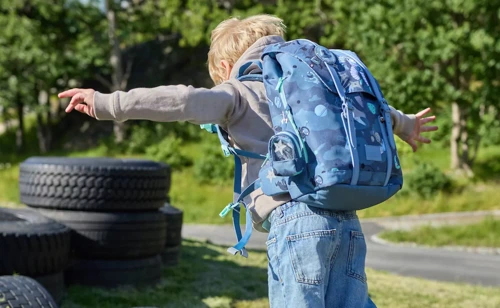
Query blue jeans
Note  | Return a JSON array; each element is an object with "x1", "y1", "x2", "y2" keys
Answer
[{"x1": 266, "y1": 201, "x2": 377, "y2": 308}]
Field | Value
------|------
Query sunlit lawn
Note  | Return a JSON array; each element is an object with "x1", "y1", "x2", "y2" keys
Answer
[
  {"x1": 380, "y1": 217, "x2": 500, "y2": 248},
  {"x1": 60, "y1": 240, "x2": 500, "y2": 308}
]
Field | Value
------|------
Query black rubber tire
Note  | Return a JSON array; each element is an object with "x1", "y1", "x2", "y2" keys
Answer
[
  {"x1": 65, "y1": 256, "x2": 162, "y2": 288},
  {"x1": 0, "y1": 208, "x2": 70, "y2": 276},
  {"x1": 159, "y1": 203, "x2": 183, "y2": 247},
  {"x1": 19, "y1": 157, "x2": 170, "y2": 211},
  {"x1": 37, "y1": 209, "x2": 166, "y2": 260},
  {"x1": 0, "y1": 275, "x2": 58, "y2": 308},
  {"x1": 33, "y1": 272, "x2": 64, "y2": 306},
  {"x1": 161, "y1": 245, "x2": 181, "y2": 267}
]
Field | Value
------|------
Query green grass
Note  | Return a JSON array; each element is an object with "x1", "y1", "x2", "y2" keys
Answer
[
  {"x1": 379, "y1": 217, "x2": 500, "y2": 248},
  {"x1": 398, "y1": 143, "x2": 500, "y2": 179},
  {"x1": 0, "y1": 164, "x2": 21, "y2": 205},
  {"x1": 60, "y1": 239, "x2": 500, "y2": 308},
  {"x1": 63, "y1": 239, "x2": 269, "y2": 308},
  {"x1": 358, "y1": 184, "x2": 500, "y2": 219},
  {"x1": 366, "y1": 267, "x2": 500, "y2": 308}
]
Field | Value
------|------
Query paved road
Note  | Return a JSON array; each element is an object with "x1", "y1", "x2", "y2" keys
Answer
[
  {"x1": 182, "y1": 213, "x2": 500, "y2": 287},
  {"x1": 362, "y1": 222, "x2": 500, "y2": 287}
]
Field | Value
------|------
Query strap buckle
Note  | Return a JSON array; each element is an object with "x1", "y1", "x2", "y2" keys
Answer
[
  {"x1": 200, "y1": 124, "x2": 217, "y2": 134},
  {"x1": 219, "y1": 202, "x2": 241, "y2": 218},
  {"x1": 227, "y1": 247, "x2": 249, "y2": 258},
  {"x1": 221, "y1": 145, "x2": 232, "y2": 157}
]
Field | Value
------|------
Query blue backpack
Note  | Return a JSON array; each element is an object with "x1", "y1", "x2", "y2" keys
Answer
[{"x1": 201, "y1": 39, "x2": 403, "y2": 257}]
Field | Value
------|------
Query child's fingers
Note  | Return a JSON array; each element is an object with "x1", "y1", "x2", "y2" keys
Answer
[
  {"x1": 420, "y1": 115, "x2": 436, "y2": 124},
  {"x1": 416, "y1": 136, "x2": 431, "y2": 144},
  {"x1": 65, "y1": 93, "x2": 86, "y2": 113},
  {"x1": 421, "y1": 125, "x2": 438, "y2": 132},
  {"x1": 406, "y1": 139, "x2": 418, "y2": 152},
  {"x1": 416, "y1": 107, "x2": 432, "y2": 118},
  {"x1": 58, "y1": 88, "x2": 82, "y2": 98},
  {"x1": 74, "y1": 104, "x2": 91, "y2": 116}
]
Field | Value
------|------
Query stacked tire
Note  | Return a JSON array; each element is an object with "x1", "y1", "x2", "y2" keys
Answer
[
  {"x1": 0, "y1": 207, "x2": 70, "y2": 305},
  {"x1": 159, "y1": 204, "x2": 183, "y2": 266},
  {"x1": 19, "y1": 157, "x2": 172, "y2": 289}
]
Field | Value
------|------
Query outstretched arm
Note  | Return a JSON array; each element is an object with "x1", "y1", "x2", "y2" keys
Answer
[
  {"x1": 58, "y1": 84, "x2": 240, "y2": 126},
  {"x1": 390, "y1": 107, "x2": 438, "y2": 152}
]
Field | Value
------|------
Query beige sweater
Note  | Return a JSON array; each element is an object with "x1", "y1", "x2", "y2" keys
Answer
[{"x1": 94, "y1": 35, "x2": 416, "y2": 231}]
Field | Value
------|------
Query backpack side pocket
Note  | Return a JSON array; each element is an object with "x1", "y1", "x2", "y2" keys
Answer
[{"x1": 269, "y1": 131, "x2": 305, "y2": 177}]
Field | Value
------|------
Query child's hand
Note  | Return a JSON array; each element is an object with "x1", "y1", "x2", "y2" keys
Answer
[
  {"x1": 58, "y1": 88, "x2": 96, "y2": 118},
  {"x1": 404, "y1": 107, "x2": 438, "y2": 152}
]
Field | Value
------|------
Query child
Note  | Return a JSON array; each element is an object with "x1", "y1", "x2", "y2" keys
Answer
[{"x1": 59, "y1": 14, "x2": 437, "y2": 308}]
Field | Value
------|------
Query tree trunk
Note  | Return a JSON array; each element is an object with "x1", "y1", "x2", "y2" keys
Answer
[
  {"x1": 35, "y1": 89, "x2": 51, "y2": 153},
  {"x1": 0, "y1": 107, "x2": 6, "y2": 132},
  {"x1": 46, "y1": 107, "x2": 52, "y2": 150},
  {"x1": 450, "y1": 102, "x2": 461, "y2": 170},
  {"x1": 15, "y1": 91, "x2": 24, "y2": 152},
  {"x1": 57, "y1": 97, "x2": 65, "y2": 119},
  {"x1": 459, "y1": 111, "x2": 473, "y2": 176},
  {"x1": 106, "y1": 0, "x2": 127, "y2": 144},
  {"x1": 450, "y1": 102, "x2": 474, "y2": 176},
  {"x1": 35, "y1": 113, "x2": 48, "y2": 154}
]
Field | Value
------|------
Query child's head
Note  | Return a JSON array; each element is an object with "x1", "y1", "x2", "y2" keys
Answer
[{"x1": 208, "y1": 14, "x2": 286, "y2": 85}]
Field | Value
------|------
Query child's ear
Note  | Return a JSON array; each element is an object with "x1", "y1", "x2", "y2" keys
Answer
[{"x1": 220, "y1": 60, "x2": 233, "y2": 81}]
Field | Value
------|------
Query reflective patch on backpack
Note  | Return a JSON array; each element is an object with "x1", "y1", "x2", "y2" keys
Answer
[{"x1": 365, "y1": 145, "x2": 382, "y2": 162}]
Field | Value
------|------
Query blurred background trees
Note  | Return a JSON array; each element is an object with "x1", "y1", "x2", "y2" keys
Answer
[{"x1": 0, "y1": 0, "x2": 499, "y2": 179}]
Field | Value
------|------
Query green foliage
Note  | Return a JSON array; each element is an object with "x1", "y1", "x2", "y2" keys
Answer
[
  {"x1": 276, "y1": 0, "x2": 500, "y2": 171},
  {"x1": 144, "y1": 136, "x2": 192, "y2": 170},
  {"x1": 193, "y1": 143, "x2": 234, "y2": 184},
  {"x1": 395, "y1": 137, "x2": 413, "y2": 161},
  {"x1": 472, "y1": 146, "x2": 500, "y2": 181},
  {"x1": 479, "y1": 107, "x2": 500, "y2": 147},
  {"x1": 405, "y1": 161, "x2": 453, "y2": 199},
  {"x1": 126, "y1": 121, "x2": 202, "y2": 155},
  {"x1": 157, "y1": 122, "x2": 203, "y2": 142},
  {"x1": 126, "y1": 125, "x2": 155, "y2": 154}
]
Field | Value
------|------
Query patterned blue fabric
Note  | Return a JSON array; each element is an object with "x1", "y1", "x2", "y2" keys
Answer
[{"x1": 258, "y1": 39, "x2": 403, "y2": 211}]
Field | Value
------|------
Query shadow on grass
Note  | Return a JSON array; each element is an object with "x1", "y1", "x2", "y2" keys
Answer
[{"x1": 63, "y1": 239, "x2": 269, "y2": 308}]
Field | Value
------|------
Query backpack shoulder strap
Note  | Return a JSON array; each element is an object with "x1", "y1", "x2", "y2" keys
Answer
[
  {"x1": 221, "y1": 179, "x2": 261, "y2": 258},
  {"x1": 237, "y1": 60, "x2": 264, "y2": 83},
  {"x1": 199, "y1": 123, "x2": 265, "y2": 257}
]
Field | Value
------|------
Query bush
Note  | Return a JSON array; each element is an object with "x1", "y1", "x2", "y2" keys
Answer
[
  {"x1": 126, "y1": 121, "x2": 203, "y2": 155},
  {"x1": 160, "y1": 122, "x2": 203, "y2": 141},
  {"x1": 479, "y1": 108, "x2": 500, "y2": 147},
  {"x1": 193, "y1": 143, "x2": 234, "y2": 184},
  {"x1": 395, "y1": 137, "x2": 413, "y2": 161},
  {"x1": 405, "y1": 161, "x2": 453, "y2": 199},
  {"x1": 145, "y1": 136, "x2": 192, "y2": 170},
  {"x1": 126, "y1": 125, "x2": 155, "y2": 154}
]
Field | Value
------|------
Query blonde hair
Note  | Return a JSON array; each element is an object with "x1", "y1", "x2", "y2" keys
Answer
[{"x1": 208, "y1": 14, "x2": 286, "y2": 85}]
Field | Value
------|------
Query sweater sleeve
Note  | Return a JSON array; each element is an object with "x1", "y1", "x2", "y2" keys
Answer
[
  {"x1": 93, "y1": 83, "x2": 240, "y2": 126},
  {"x1": 389, "y1": 106, "x2": 416, "y2": 141}
]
